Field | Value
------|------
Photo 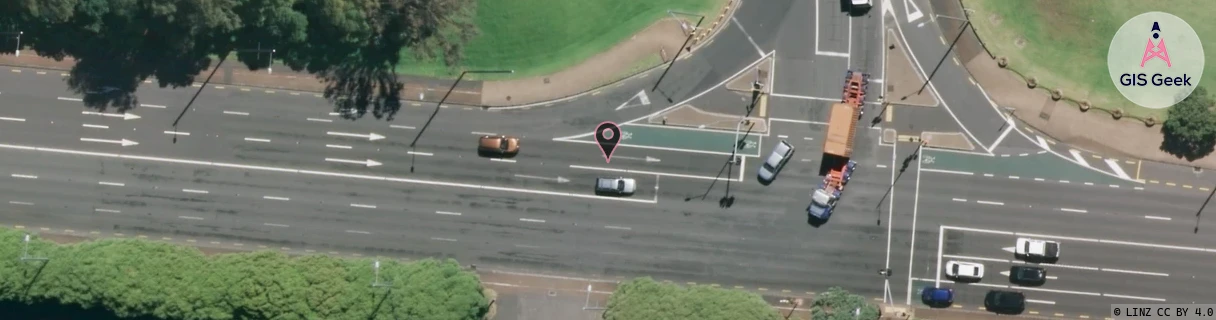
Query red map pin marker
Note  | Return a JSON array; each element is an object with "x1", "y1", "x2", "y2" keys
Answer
[{"x1": 594, "y1": 121, "x2": 621, "y2": 163}]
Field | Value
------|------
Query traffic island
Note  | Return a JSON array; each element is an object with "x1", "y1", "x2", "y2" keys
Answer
[
  {"x1": 884, "y1": 29, "x2": 940, "y2": 108},
  {"x1": 921, "y1": 132, "x2": 976, "y2": 151},
  {"x1": 647, "y1": 104, "x2": 769, "y2": 134}
]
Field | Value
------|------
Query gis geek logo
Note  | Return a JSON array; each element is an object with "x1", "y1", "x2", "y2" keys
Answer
[{"x1": 1108, "y1": 12, "x2": 1204, "y2": 110}]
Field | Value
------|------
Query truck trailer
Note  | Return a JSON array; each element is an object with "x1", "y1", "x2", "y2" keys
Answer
[{"x1": 808, "y1": 70, "x2": 869, "y2": 221}]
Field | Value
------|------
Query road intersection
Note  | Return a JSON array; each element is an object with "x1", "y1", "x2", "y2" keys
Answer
[{"x1": 2, "y1": 0, "x2": 1216, "y2": 319}]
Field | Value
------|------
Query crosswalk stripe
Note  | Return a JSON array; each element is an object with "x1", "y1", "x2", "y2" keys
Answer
[
  {"x1": 1069, "y1": 149, "x2": 1091, "y2": 167},
  {"x1": 1103, "y1": 159, "x2": 1132, "y2": 180}
]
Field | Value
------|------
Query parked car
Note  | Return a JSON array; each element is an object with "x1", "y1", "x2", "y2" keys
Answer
[
  {"x1": 478, "y1": 135, "x2": 520, "y2": 156},
  {"x1": 944, "y1": 260, "x2": 984, "y2": 281},
  {"x1": 984, "y1": 290, "x2": 1026, "y2": 314},
  {"x1": 757, "y1": 140, "x2": 794, "y2": 184},
  {"x1": 1009, "y1": 266, "x2": 1047, "y2": 285},
  {"x1": 920, "y1": 287, "x2": 953, "y2": 307},
  {"x1": 594, "y1": 177, "x2": 636, "y2": 196}
]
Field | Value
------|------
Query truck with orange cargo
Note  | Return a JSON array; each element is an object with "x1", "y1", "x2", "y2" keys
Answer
[{"x1": 808, "y1": 70, "x2": 869, "y2": 221}]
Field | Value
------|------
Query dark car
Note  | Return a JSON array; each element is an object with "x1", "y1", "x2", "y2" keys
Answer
[
  {"x1": 984, "y1": 290, "x2": 1026, "y2": 314},
  {"x1": 920, "y1": 287, "x2": 953, "y2": 308},
  {"x1": 1009, "y1": 266, "x2": 1047, "y2": 285}
]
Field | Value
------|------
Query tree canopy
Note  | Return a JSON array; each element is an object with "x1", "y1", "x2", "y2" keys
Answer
[
  {"x1": 604, "y1": 277, "x2": 781, "y2": 320},
  {"x1": 1, "y1": 0, "x2": 477, "y2": 118},
  {"x1": 0, "y1": 228, "x2": 489, "y2": 319},
  {"x1": 1161, "y1": 86, "x2": 1216, "y2": 161}
]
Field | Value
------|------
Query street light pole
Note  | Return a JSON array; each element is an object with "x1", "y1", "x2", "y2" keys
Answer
[
  {"x1": 409, "y1": 69, "x2": 513, "y2": 173},
  {"x1": 0, "y1": 31, "x2": 22, "y2": 56},
  {"x1": 20, "y1": 234, "x2": 47, "y2": 262},
  {"x1": 651, "y1": 16, "x2": 705, "y2": 93},
  {"x1": 371, "y1": 260, "x2": 392, "y2": 288}
]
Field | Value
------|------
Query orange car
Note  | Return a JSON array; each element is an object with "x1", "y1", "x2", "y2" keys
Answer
[{"x1": 478, "y1": 135, "x2": 520, "y2": 156}]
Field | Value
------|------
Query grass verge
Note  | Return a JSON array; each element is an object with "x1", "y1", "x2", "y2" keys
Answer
[
  {"x1": 397, "y1": 0, "x2": 725, "y2": 81},
  {"x1": 964, "y1": 0, "x2": 1216, "y2": 120}
]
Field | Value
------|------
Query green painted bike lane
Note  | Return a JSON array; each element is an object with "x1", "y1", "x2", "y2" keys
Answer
[
  {"x1": 571, "y1": 124, "x2": 763, "y2": 156},
  {"x1": 921, "y1": 150, "x2": 1128, "y2": 185}
]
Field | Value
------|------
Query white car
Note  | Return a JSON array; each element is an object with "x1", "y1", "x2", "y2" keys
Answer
[
  {"x1": 944, "y1": 261, "x2": 984, "y2": 281},
  {"x1": 1015, "y1": 238, "x2": 1060, "y2": 260},
  {"x1": 757, "y1": 140, "x2": 794, "y2": 183},
  {"x1": 595, "y1": 177, "x2": 637, "y2": 196}
]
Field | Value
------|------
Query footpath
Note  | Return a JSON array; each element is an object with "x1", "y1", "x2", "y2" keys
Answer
[{"x1": 929, "y1": 0, "x2": 1216, "y2": 170}]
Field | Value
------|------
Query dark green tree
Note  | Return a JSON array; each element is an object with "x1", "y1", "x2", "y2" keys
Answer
[
  {"x1": 1161, "y1": 87, "x2": 1216, "y2": 161},
  {"x1": 604, "y1": 277, "x2": 780, "y2": 320},
  {"x1": 807, "y1": 287, "x2": 881, "y2": 320}
]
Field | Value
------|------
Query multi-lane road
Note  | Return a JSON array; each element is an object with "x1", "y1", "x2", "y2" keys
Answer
[{"x1": 3, "y1": 0, "x2": 1216, "y2": 319}]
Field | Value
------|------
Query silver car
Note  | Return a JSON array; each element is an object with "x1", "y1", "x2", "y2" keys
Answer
[
  {"x1": 595, "y1": 177, "x2": 637, "y2": 196},
  {"x1": 757, "y1": 140, "x2": 794, "y2": 183}
]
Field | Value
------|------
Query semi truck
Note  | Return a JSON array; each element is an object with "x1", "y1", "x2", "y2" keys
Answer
[{"x1": 808, "y1": 70, "x2": 869, "y2": 221}]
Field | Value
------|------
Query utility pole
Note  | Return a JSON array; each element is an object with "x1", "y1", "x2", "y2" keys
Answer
[
  {"x1": 651, "y1": 16, "x2": 705, "y2": 93},
  {"x1": 409, "y1": 69, "x2": 513, "y2": 173},
  {"x1": 20, "y1": 234, "x2": 47, "y2": 262},
  {"x1": 371, "y1": 260, "x2": 392, "y2": 288}
]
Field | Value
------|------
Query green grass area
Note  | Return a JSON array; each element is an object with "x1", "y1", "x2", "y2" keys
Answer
[
  {"x1": 396, "y1": 0, "x2": 725, "y2": 81},
  {"x1": 964, "y1": 0, "x2": 1216, "y2": 120}
]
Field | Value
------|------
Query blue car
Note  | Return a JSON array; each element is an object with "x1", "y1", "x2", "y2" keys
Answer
[{"x1": 921, "y1": 287, "x2": 953, "y2": 307}]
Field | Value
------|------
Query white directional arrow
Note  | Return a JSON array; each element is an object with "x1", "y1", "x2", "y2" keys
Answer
[
  {"x1": 612, "y1": 156, "x2": 661, "y2": 163},
  {"x1": 1002, "y1": 247, "x2": 1016, "y2": 253},
  {"x1": 999, "y1": 270, "x2": 1058, "y2": 280},
  {"x1": 325, "y1": 158, "x2": 382, "y2": 167},
  {"x1": 327, "y1": 131, "x2": 385, "y2": 141},
  {"x1": 904, "y1": 0, "x2": 924, "y2": 23},
  {"x1": 80, "y1": 138, "x2": 139, "y2": 146},
  {"x1": 614, "y1": 90, "x2": 652, "y2": 111},
  {"x1": 81, "y1": 111, "x2": 141, "y2": 120},
  {"x1": 514, "y1": 174, "x2": 570, "y2": 183}
]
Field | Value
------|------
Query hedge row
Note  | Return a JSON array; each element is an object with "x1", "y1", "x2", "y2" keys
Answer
[
  {"x1": 0, "y1": 228, "x2": 488, "y2": 320},
  {"x1": 604, "y1": 277, "x2": 880, "y2": 320}
]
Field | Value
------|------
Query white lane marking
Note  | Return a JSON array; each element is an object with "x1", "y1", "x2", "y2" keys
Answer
[
  {"x1": 876, "y1": 164, "x2": 887, "y2": 168},
  {"x1": 350, "y1": 203, "x2": 377, "y2": 209},
  {"x1": 431, "y1": 237, "x2": 458, "y2": 242},
  {"x1": 1104, "y1": 159, "x2": 1132, "y2": 179},
  {"x1": 390, "y1": 125, "x2": 416, "y2": 130},
  {"x1": 263, "y1": 223, "x2": 290, "y2": 228},
  {"x1": 951, "y1": 198, "x2": 966, "y2": 202},
  {"x1": 0, "y1": 116, "x2": 27, "y2": 122},
  {"x1": 1103, "y1": 294, "x2": 1167, "y2": 302},
  {"x1": 471, "y1": 131, "x2": 497, "y2": 136},
  {"x1": 140, "y1": 104, "x2": 166, "y2": 109},
  {"x1": 407, "y1": 151, "x2": 433, "y2": 156},
  {"x1": 435, "y1": 211, "x2": 462, "y2": 216},
  {"x1": 731, "y1": 16, "x2": 765, "y2": 56},
  {"x1": 1134, "y1": 187, "x2": 1145, "y2": 190},
  {"x1": 920, "y1": 168, "x2": 975, "y2": 175},
  {"x1": 976, "y1": 200, "x2": 1004, "y2": 206},
  {"x1": 803, "y1": 137, "x2": 814, "y2": 141},
  {"x1": 514, "y1": 244, "x2": 541, "y2": 249},
  {"x1": 57, "y1": 97, "x2": 82, "y2": 101},
  {"x1": 777, "y1": 135, "x2": 789, "y2": 138},
  {"x1": 1085, "y1": 182, "x2": 1095, "y2": 186},
  {"x1": 1059, "y1": 208, "x2": 1088, "y2": 213},
  {"x1": 1060, "y1": 180, "x2": 1070, "y2": 183},
  {"x1": 82, "y1": 124, "x2": 109, "y2": 129},
  {"x1": 94, "y1": 208, "x2": 121, "y2": 213},
  {"x1": 571, "y1": 164, "x2": 741, "y2": 182},
  {"x1": 1035, "y1": 135, "x2": 1049, "y2": 148},
  {"x1": 983, "y1": 173, "x2": 994, "y2": 177},
  {"x1": 1008, "y1": 176, "x2": 1020, "y2": 179},
  {"x1": 1144, "y1": 215, "x2": 1172, "y2": 221},
  {"x1": 491, "y1": 158, "x2": 517, "y2": 163},
  {"x1": 604, "y1": 225, "x2": 632, "y2": 231},
  {"x1": 178, "y1": 216, "x2": 204, "y2": 220},
  {"x1": 1033, "y1": 178, "x2": 1045, "y2": 181},
  {"x1": 1025, "y1": 299, "x2": 1055, "y2": 305},
  {"x1": 223, "y1": 110, "x2": 250, "y2": 116},
  {"x1": 1102, "y1": 268, "x2": 1169, "y2": 277},
  {"x1": 1019, "y1": 153, "x2": 1029, "y2": 156},
  {"x1": 0, "y1": 142, "x2": 660, "y2": 204},
  {"x1": 326, "y1": 144, "x2": 352, "y2": 149},
  {"x1": 306, "y1": 118, "x2": 333, "y2": 123},
  {"x1": 98, "y1": 181, "x2": 125, "y2": 186},
  {"x1": 1109, "y1": 184, "x2": 1120, "y2": 188},
  {"x1": 10, "y1": 174, "x2": 37, "y2": 179},
  {"x1": 1069, "y1": 149, "x2": 1091, "y2": 167},
  {"x1": 519, "y1": 218, "x2": 546, "y2": 223},
  {"x1": 182, "y1": 189, "x2": 209, "y2": 194},
  {"x1": 164, "y1": 131, "x2": 190, "y2": 136},
  {"x1": 941, "y1": 255, "x2": 1011, "y2": 264},
  {"x1": 244, "y1": 137, "x2": 271, "y2": 143},
  {"x1": 950, "y1": 225, "x2": 1216, "y2": 253},
  {"x1": 8, "y1": 201, "x2": 33, "y2": 205},
  {"x1": 345, "y1": 230, "x2": 371, "y2": 235},
  {"x1": 262, "y1": 196, "x2": 290, "y2": 201}
]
